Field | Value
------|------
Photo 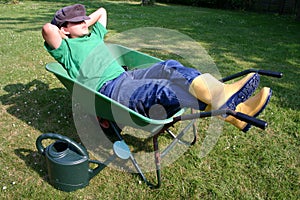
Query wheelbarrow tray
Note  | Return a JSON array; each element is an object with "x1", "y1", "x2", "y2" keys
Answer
[{"x1": 45, "y1": 44, "x2": 279, "y2": 188}]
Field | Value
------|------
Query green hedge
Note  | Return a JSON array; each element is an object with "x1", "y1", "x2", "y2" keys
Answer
[
  {"x1": 156, "y1": 0, "x2": 298, "y2": 14},
  {"x1": 157, "y1": 0, "x2": 299, "y2": 16},
  {"x1": 156, "y1": 0, "x2": 256, "y2": 9}
]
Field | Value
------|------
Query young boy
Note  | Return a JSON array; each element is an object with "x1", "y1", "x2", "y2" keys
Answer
[{"x1": 42, "y1": 4, "x2": 272, "y2": 132}]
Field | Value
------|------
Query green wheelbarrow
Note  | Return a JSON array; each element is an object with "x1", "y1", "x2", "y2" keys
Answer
[{"x1": 45, "y1": 44, "x2": 282, "y2": 189}]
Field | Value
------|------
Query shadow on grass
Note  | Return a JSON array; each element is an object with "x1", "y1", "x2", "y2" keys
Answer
[
  {"x1": 0, "y1": 78, "x2": 157, "y2": 148},
  {"x1": 0, "y1": 79, "x2": 78, "y2": 139},
  {"x1": 0, "y1": 0, "x2": 159, "y2": 33},
  {"x1": 0, "y1": 79, "x2": 160, "y2": 185},
  {"x1": 14, "y1": 148, "x2": 50, "y2": 184},
  {"x1": 0, "y1": 78, "x2": 156, "y2": 148}
]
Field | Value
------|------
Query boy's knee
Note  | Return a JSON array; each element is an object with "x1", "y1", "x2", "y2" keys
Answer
[{"x1": 164, "y1": 59, "x2": 183, "y2": 67}]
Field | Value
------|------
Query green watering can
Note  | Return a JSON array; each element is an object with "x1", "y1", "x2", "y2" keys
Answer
[{"x1": 36, "y1": 133, "x2": 104, "y2": 192}]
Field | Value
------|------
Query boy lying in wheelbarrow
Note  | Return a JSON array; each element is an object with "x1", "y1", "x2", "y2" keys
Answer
[{"x1": 42, "y1": 4, "x2": 272, "y2": 132}]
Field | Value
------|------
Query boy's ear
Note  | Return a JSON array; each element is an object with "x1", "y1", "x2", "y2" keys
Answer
[{"x1": 60, "y1": 27, "x2": 70, "y2": 35}]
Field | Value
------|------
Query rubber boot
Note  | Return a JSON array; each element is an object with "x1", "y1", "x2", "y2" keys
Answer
[
  {"x1": 225, "y1": 87, "x2": 272, "y2": 132},
  {"x1": 189, "y1": 73, "x2": 260, "y2": 111}
]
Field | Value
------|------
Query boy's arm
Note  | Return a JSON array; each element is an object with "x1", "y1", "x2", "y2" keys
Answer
[
  {"x1": 42, "y1": 23, "x2": 66, "y2": 49},
  {"x1": 86, "y1": 7, "x2": 107, "y2": 28}
]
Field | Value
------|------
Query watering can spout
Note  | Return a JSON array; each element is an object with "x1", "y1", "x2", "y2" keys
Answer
[{"x1": 88, "y1": 160, "x2": 107, "y2": 180}]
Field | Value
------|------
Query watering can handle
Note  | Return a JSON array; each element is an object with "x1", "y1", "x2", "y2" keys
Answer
[{"x1": 35, "y1": 133, "x2": 88, "y2": 157}]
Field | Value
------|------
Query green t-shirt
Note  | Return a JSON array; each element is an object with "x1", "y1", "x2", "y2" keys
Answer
[{"x1": 45, "y1": 22, "x2": 125, "y2": 90}]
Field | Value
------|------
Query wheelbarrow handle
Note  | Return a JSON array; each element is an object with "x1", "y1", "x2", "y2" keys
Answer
[
  {"x1": 256, "y1": 69, "x2": 283, "y2": 78},
  {"x1": 234, "y1": 112, "x2": 268, "y2": 130},
  {"x1": 220, "y1": 69, "x2": 283, "y2": 82},
  {"x1": 174, "y1": 109, "x2": 267, "y2": 130}
]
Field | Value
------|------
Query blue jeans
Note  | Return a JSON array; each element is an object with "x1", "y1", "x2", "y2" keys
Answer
[{"x1": 100, "y1": 60, "x2": 206, "y2": 119}]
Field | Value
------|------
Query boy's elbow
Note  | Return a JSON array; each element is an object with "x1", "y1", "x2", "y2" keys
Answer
[
  {"x1": 98, "y1": 7, "x2": 107, "y2": 27},
  {"x1": 99, "y1": 7, "x2": 107, "y2": 13},
  {"x1": 42, "y1": 23, "x2": 51, "y2": 36},
  {"x1": 41, "y1": 23, "x2": 62, "y2": 49},
  {"x1": 42, "y1": 23, "x2": 59, "y2": 39},
  {"x1": 42, "y1": 23, "x2": 57, "y2": 37},
  {"x1": 98, "y1": 7, "x2": 107, "y2": 19}
]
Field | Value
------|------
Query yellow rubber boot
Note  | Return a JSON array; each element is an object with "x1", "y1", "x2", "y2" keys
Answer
[
  {"x1": 189, "y1": 73, "x2": 260, "y2": 111},
  {"x1": 225, "y1": 87, "x2": 272, "y2": 132}
]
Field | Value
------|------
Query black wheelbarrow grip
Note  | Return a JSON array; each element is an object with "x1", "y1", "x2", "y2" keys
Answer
[
  {"x1": 220, "y1": 69, "x2": 283, "y2": 82},
  {"x1": 175, "y1": 109, "x2": 268, "y2": 130},
  {"x1": 234, "y1": 112, "x2": 268, "y2": 130},
  {"x1": 256, "y1": 69, "x2": 283, "y2": 78}
]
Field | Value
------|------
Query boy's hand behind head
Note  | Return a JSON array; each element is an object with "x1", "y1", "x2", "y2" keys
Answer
[{"x1": 59, "y1": 29, "x2": 69, "y2": 39}]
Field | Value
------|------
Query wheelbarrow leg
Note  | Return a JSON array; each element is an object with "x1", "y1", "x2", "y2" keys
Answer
[
  {"x1": 110, "y1": 121, "x2": 161, "y2": 188},
  {"x1": 153, "y1": 134, "x2": 162, "y2": 189}
]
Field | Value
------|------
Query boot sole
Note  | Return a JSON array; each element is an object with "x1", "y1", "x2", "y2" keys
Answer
[
  {"x1": 220, "y1": 73, "x2": 260, "y2": 112},
  {"x1": 242, "y1": 88, "x2": 272, "y2": 132}
]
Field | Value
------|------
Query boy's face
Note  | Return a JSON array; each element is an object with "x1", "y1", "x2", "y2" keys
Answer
[{"x1": 62, "y1": 21, "x2": 89, "y2": 38}]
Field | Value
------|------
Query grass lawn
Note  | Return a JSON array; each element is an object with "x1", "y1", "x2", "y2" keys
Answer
[{"x1": 0, "y1": 0, "x2": 299, "y2": 199}]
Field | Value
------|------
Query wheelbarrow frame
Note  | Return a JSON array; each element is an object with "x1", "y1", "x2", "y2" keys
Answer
[{"x1": 45, "y1": 44, "x2": 282, "y2": 189}]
